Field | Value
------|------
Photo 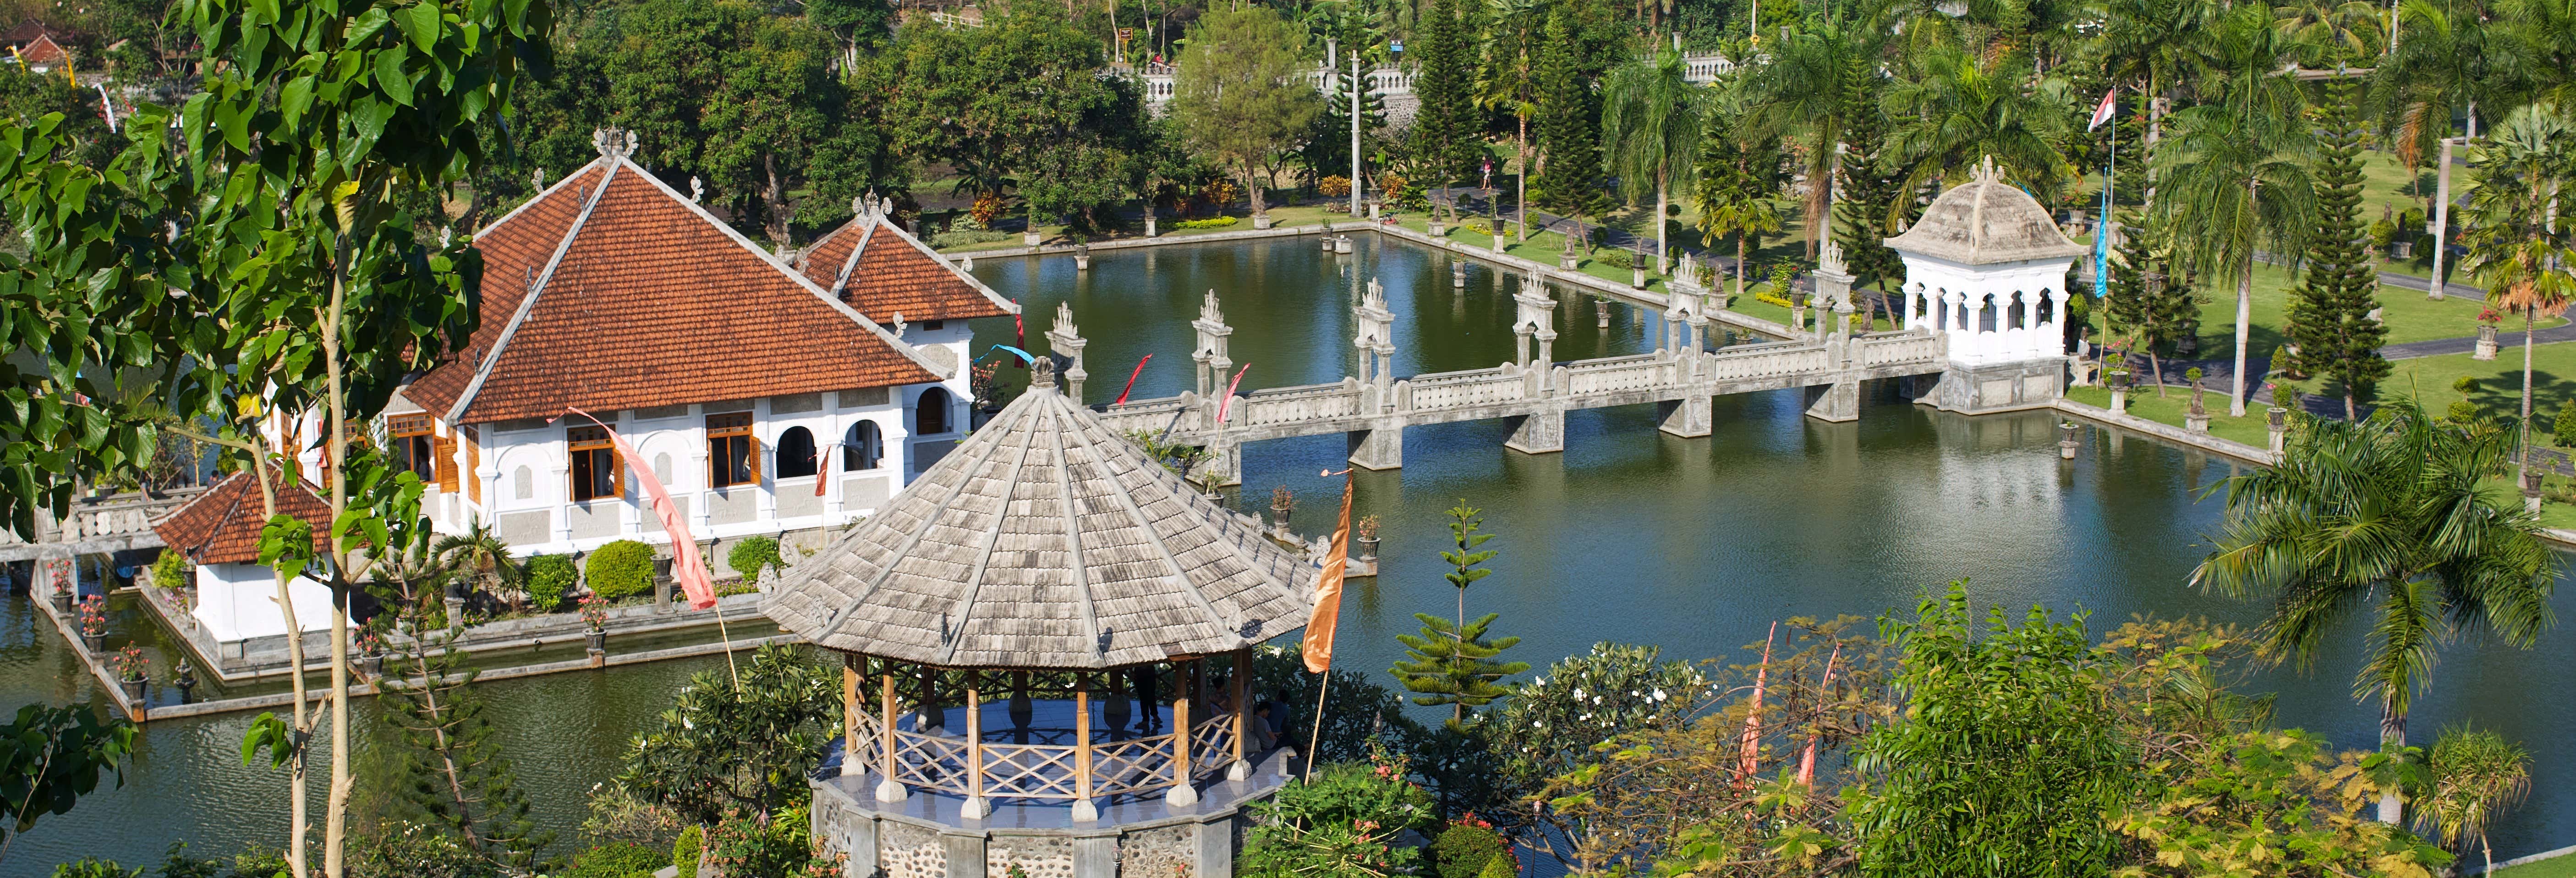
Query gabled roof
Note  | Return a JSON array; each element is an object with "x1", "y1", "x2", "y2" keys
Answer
[
  {"x1": 2, "y1": 21, "x2": 50, "y2": 45},
  {"x1": 151, "y1": 469, "x2": 331, "y2": 566},
  {"x1": 406, "y1": 134, "x2": 946, "y2": 425},
  {"x1": 764, "y1": 361, "x2": 1316, "y2": 669},
  {"x1": 798, "y1": 207, "x2": 1017, "y2": 325},
  {"x1": 1884, "y1": 157, "x2": 2087, "y2": 266},
  {"x1": 18, "y1": 35, "x2": 65, "y2": 65}
]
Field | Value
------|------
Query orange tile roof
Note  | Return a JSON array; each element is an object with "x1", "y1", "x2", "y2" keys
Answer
[
  {"x1": 800, "y1": 213, "x2": 1017, "y2": 324},
  {"x1": 152, "y1": 469, "x2": 332, "y2": 566},
  {"x1": 408, "y1": 150, "x2": 946, "y2": 425},
  {"x1": 18, "y1": 34, "x2": 64, "y2": 65}
]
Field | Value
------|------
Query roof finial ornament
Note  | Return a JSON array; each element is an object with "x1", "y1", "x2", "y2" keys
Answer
[
  {"x1": 690, "y1": 176, "x2": 704, "y2": 203},
  {"x1": 1974, "y1": 154, "x2": 2001, "y2": 185},
  {"x1": 853, "y1": 193, "x2": 870, "y2": 218},
  {"x1": 1030, "y1": 356, "x2": 1058, "y2": 389},
  {"x1": 591, "y1": 127, "x2": 637, "y2": 158},
  {"x1": 532, "y1": 167, "x2": 545, "y2": 190},
  {"x1": 892, "y1": 313, "x2": 907, "y2": 340}
]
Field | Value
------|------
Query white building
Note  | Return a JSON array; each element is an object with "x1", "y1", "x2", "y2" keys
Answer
[
  {"x1": 1886, "y1": 158, "x2": 2088, "y2": 413},
  {"x1": 273, "y1": 129, "x2": 1014, "y2": 577},
  {"x1": 148, "y1": 468, "x2": 340, "y2": 655}
]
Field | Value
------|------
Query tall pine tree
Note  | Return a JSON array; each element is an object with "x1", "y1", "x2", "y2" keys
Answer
[
  {"x1": 1390, "y1": 502, "x2": 1529, "y2": 726},
  {"x1": 1406, "y1": 0, "x2": 1481, "y2": 221},
  {"x1": 2284, "y1": 83, "x2": 2388, "y2": 419},
  {"x1": 1531, "y1": 5, "x2": 1611, "y2": 254},
  {"x1": 1832, "y1": 65, "x2": 1907, "y2": 313},
  {"x1": 2101, "y1": 106, "x2": 2196, "y2": 395},
  {"x1": 374, "y1": 590, "x2": 549, "y2": 868}
]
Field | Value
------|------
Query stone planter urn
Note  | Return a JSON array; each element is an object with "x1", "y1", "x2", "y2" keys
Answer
[
  {"x1": 1493, "y1": 230, "x2": 1507, "y2": 252},
  {"x1": 1452, "y1": 261, "x2": 1468, "y2": 289},
  {"x1": 2268, "y1": 406, "x2": 2290, "y2": 453},
  {"x1": 174, "y1": 662, "x2": 197, "y2": 704},
  {"x1": 1023, "y1": 231, "x2": 1042, "y2": 247},
  {"x1": 82, "y1": 632, "x2": 105, "y2": 653},
  {"x1": 2475, "y1": 323, "x2": 2499, "y2": 361},
  {"x1": 2059, "y1": 421, "x2": 2082, "y2": 459},
  {"x1": 360, "y1": 653, "x2": 385, "y2": 679},
  {"x1": 1597, "y1": 299, "x2": 1612, "y2": 328},
  {"x1": 52, "y1": 588, "x2": 71, "y2": 615},
  {"x1": 2527, "y1": 470, "x2": 2546, "y2": 514},
  {"x1": 1073, "y1": 243, "x2": 1091, "y2": 271},
  {"x1": 119, "y1": 676, "x2": 145, "y2": 704},
  {"x1": 1356, "y1": 535, "x2": 1379, "y2": 562},
  {"x1": 2394, "y1": 240, "x2": 2414, "y2": 259},
  {"x1": 1334, "y1": 235, "x2": 1354, "y2": 254},
  {"x1": 1559, "y1": 247, "x2": 1579, "y2": 270},
  {"x1": 1254, "y1": 214, "x2": 1275, "y2": 230},
  {"x1": 1144, "y1": 216, "x2": 1158, "y2": 238},
  {"x1": 585, "y1": 630, "x2": 607, "y2": 653},
  {"x1": 2186, "y1": 380, "x2": 2211, "y2": 434},
  {"x1": 2107, "y1": 369, "x2": 2131, "y2": 413},
  {"x1": 1428, "y1": 220, "x2": 1446, "y2": 236}
]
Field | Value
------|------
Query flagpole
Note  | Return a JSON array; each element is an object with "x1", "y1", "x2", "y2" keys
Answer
[
  {"x1": 1304, "y1": 666, "x2": 1331, "y2": 782},
  {"x1": 1301, "y1": 467, "x2": 1355, "y2": 783}
]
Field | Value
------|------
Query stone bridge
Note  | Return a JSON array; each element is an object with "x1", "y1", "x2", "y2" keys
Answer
[
  {"x1": 1046, "y1": 257, "x2": 1947, "y2": 485},
  {"x1": 0, "y1": 488, "x2": 205, "y2": 563}
]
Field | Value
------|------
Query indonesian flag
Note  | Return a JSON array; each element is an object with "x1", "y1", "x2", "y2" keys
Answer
[
  {"x1": 564, "y1": 407, "x2": 718, "y2": 610},
  {"x1": 1300, "y1": 473, "x2": 1354, "y2": 673},
  {"x1": 2088, "y1": 89, "x2": 2117, "y2": 132}
]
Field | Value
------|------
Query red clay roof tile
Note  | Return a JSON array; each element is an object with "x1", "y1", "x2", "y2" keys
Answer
[
  {"x1": 801, "y1": 215, "x2": 1016, "y2": 324},
  {"x1": 151, "y1": 469, "x2": 332, "y2": 566}
]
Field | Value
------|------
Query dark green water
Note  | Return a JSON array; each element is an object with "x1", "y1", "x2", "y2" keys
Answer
[{"x1": 3, "y1": 233, "x2": 2569, "y2": 873}]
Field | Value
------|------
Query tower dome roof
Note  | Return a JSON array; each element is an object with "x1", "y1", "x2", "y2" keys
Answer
[{"x1": 1883, "y1": 159, "x2": 2088, "y2": 265}]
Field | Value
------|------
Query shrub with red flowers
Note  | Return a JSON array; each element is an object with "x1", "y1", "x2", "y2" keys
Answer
[
  {"x1": 109, "y1": 646, "x2": 148, "y2": 682},
  {"x1": 580, "y1": 593, "x2": 609, "y2": 632},
  {"x1": 77, "y1": 595, "x2": 108, "y2": 637},
  {"x1": 967, "y1": 192, "x2": 1007, "y2": 230},
  {"x1": 1432, "y1": 812, "x2": 1517, "y2": 878},
  {"x1": 1239, "y1": 746, "x2": 1435, "y2": 878}
]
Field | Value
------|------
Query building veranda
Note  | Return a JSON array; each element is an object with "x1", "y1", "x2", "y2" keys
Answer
[{"x1": 767, "y1": 360, "x2": 1321, "y2": 878}]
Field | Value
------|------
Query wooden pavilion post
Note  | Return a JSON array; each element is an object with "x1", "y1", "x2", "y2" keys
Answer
[
  {"x1": 1228, "y1": 649, "x2": 1251, "y2": 780},
  {"x1": 964, "y1": 669, "x2": 988, "y2": 818},
  {"x1": 876, "y1": 664, "x2": 905, "y2": 802},
  {"x1": 1167, "y1": 660, "x2": 1199, "y2": 807},
  {"x1": 1073, "y1": 671, "x2": 1098, "y2": 823},
  {"x1": 842, "y1": 653, "x2": 863, "y2": 778}
]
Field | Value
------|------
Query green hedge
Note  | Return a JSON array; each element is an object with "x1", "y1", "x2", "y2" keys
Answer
[
  {"x1": 1174, "y1": 216, "x2": 1239, "y2": 230},
  {"x1": 727, "y1": 536, "x2": 783, "y2": 586},
  {"x1": 672, "y1": 825, "x2": 704, "y2": 878},
  {"x1": 585, "y1": 541, "x2": 657, "y2": 601},
  {"x1": 149, "y1": 549, "x2": 188, "y2": 591},
  {"x1": 526, "y1": 554, "x2": 578, "y2": 613},
  {"x1": 1432, "y1": 822, "x2": 1510, "y2": 878},
  {"x1": 563, "y1": 843, "x2": 668, "y2": 878}
]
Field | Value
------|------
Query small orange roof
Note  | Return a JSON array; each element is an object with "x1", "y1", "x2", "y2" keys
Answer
[
  {"x1": 799, "y1": 207, "x2": 1017, "y2": 325},
  {"x1": 406, "y1": 134, "x2": 948, "y2": 425},
  {"x1": 152, "y1": 470, "x2": 332, "y2": 566},
  {"x1": 18, "y1": 34, "x2": 65, "y2": 65}
]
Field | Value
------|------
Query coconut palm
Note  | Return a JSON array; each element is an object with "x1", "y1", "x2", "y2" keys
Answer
[
  {"x1": 1881, "y1": 45, "x2": 2077, "y2": 206},
  {"x1": 1603, "y1": 50, "x2": 1707, "y2": 275},
  {"x1": 2193, "y1": 401, "x2": 2557, "y2": 825},
  {"x1": 1742, "y1": 11, "x2": 1878, "y2": 262},
  {"x1": 2370, "y1": 0, "x2": 2524, "y2": 213},
  {"x1": 1475, "y1": 0, "x2": 1543, "y2": 241},
  {"x1": 434, "y1": 522, "x2": 525, "y2": 608},
  {"x1": 1692, "y1": 96, "x2": 1786, "y2": 303},
  {"x1": 2459, "y1": 102, "x2": 2576, "y2": 490},
  {"x1": 2273, "y1": 0, "x2": 2386, "y2": 67},
  {"x1": 2154, "y1": 6, "x2": 2313, "y2": 417},
  {"x1": 2418, "y1": 726, "x2": 2533, "y2": 875}
]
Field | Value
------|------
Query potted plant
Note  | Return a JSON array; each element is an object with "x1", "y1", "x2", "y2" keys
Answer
[
  {"x1": 78, "y1": 595, "x2": 108, "y2": 653},
  {"x1": 2476, "y1": 307, "x2": 2502, "y2": 361},
  {"x1": 110, "y1": 646, "x2": 147, "y2": 704},
  {"x1": 1355, "y1": 515, "x2": 1381, "y2": 561},
  {"x1": 48, "y1": 557, "x2": 72, "y2": 614},
  {"x1": 1270, "y1": 485, "x2": 1296, "y2": 538},
  {"x1": 355, "y1": 628, "x2": 386, "y2": 679},
  {"x1": 581, "y1": 593, "x2": 609, "y2": 656}
]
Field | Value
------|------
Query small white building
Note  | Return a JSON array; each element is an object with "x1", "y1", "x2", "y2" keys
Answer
[
  {"x1": 283, "y1": 129, "x2": 1015, "y2": 575},
  {"x1": 148, "y1": 468, "x2": 339, "y2": 657},
  {"x1": 1886, "y1": 159, "x2": 2088, "y2": 413}
]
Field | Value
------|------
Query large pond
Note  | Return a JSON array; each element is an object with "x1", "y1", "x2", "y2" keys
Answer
[{"x1": 4, "y1": 233, "x2": 2571, "y2": 874}]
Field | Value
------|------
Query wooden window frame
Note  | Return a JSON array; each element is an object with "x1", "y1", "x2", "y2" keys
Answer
[
  {"x1": 568, "y1": 425, "x2": 623, "y2": 503},
  {"x1": 707, "y1": 412, "x2": 759, "y2": 489},
  {"x1": 844, "y1": 420, "x2": 884, "y2": 472},
  {"x1": 388, "y1": 414, "x2": 437, "y2": 484}
]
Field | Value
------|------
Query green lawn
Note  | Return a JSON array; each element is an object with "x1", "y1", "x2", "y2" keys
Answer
[
  {"x1": 2076, "y1": 260, "x2": 2556, "y2": 362},
  {"x1": 2494, "y1": 849, "x2": 2576, "y2": 878},
  {"x1": 2065, "y1": 384, "x2": 2276, "y2": 449}
]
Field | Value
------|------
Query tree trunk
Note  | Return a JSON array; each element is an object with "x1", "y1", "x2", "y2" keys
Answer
[
  {"x1": 1249, "y1": 171, "x2": 1266, "y2": 220},
  {"x1": 2346, "y1": 390, "x2": 2358, "y2": 421},
  {"x1": 2523, "y1": 310, "x2": 2537, "y2": 485},
  {"x1": 763, "y1": 152, "x2": 789, "y2": 247},
  {"x1": 2150, "y1": 348, "x2": 2167, "y2": 398},
  {"x1": 1517, "y1": 122, "x2": 1530, "y2": 242},
  {"x1": 248, "y1": 458, "x2": 311, "y2": 878},
  {"x1": 1735, "y1": 233, "x2": 1747, "y2": 302},
  {"x1": 1655, "y1": 170, "x2": 1670, "y2": 275},
  {"x1": 2231, "y1": 266, "x2": 2253, "y2": 417},
  {"x1": 2377, "y1": 697, "x2": 2406, "y2": 823}
]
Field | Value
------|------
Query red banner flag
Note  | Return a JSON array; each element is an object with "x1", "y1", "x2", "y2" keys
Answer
[
  {"x1": 1301, "y1": 472, "x2": 1354, "y2": 673},
  {"x1": 1216, "y1": 364, "x2": 1250, "y2": 423},
  {"x1": 1115, "y1": 354, "x2": 1153, "y2": 406},
  {"x1": 564, "y1": 407, "x2": 717, "y2": 609},
  {"x1": 1737, "y1": 621, "x2": 1776, "y2": 783}
]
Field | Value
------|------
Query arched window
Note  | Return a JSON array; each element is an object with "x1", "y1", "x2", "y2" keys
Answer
[
  {"x1": 916, "y1": 387, "x2": 953, "y2": 435},
  {"x1": 844, "y1": 421, "x2": 883, "y2": 472},
  {"x1": 2035, "y1": 289, "x2": 2056, "y2": 326},
  {"x1": 776, "y1": 426, "x2": 818, "y2": 479}
]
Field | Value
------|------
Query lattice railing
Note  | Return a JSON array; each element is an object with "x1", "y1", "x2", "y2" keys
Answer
[
  {"x1": 871, "y1": 715, "x2": 1258, "y2": 802},
  {"x1": 890, "y1": 730, "x2": 970, "y2": 791},
  {"x1": 1091, "y1": 734, "x2": 1179, "y2": 797},
  {"x1": 981, "y1": 741, "x2": 1081, "y2": 800},
  {"x1": 1190, "y1": 714, "x2": 1238, "y2": 768}
]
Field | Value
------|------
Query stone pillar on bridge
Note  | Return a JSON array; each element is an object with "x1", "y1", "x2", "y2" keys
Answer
[
  {"x1": 1348, "y1": 277, "x2": 1406, "y2": 471},
  {"x1": 1806, "y1": 299, "x2": 1863, "y2": 423},
  {"x1": 1044, "y1": 302, "x2": 1088, "y2": 401},
  {"x1": 1812, "y1": 239, "x2": 1857, "y2": 330},
  {"x1": 1513, "y1": 273, "x2": 1558, "y2": 369},
  {"x1": 1191, "y1": 290, "x2": 1233, "y2": 399}
]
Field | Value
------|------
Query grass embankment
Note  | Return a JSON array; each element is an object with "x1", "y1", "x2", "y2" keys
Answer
[
  {"x1": 2495, "y1": 849, "x2": 2576, "y2": 878},
  {"x1": 2063, "y1": 384, "x2": 2275, "y2": 449}
]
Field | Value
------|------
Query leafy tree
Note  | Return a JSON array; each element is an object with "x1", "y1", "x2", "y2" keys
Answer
[
  {"x1": 1882, "y1": 44, "x2": 2076, "y2": 202},
  {"x1": 1850, "y1": 582, "x2": 2135, "y2": 877},
  {"x1": 2193, "y1": 401, "x2": 2557, "y2": 823},
  {"x1": 2417, "y1": 726, "x2": 2531, "y2": 875},
  {"x1": 0, "y1": 67, "x2": 119, "y2": 170},
  {"x1": 1745, "y1": 11, "x2": 1877, "y2": 261},
  {"x1": 1475, "y1": 0, "x2": 1545, "y2": 239},
  {"x1": 2459, "y1": 102, "x2": 2576, "y2": 486},
  {"x1": 373, "y1": 577, "x2": 550, "y2": 869},
  {"x1": 2283, "y1": 83, "x2": 2387, "y2": 419},
  {"x1": 0, "y1": 704, "x2": 137, "y2": 864},
  {"x1": 1173, "y1": 7, "x2": 1322, "y2": 225},
  {"x1": 1602, "y1": 51, "x2": 1705, "y2": 274},
  {"x1": 882, "y1": 3, "x2": 1145, "y2": 235},
  {"x1": 614, "y1": 644, "x2": 840, "y2": 825},
  {"x1": 1529, "y1": 5, "x2": 1609, "y2": 253},
  {"x1": 1305, "y1": 39, "x2": 1389, "y2": 185},
  {"x1": 1390, "y1": 502, "x2": 1528, "y2": 725},
  {"x1": 1239, "y1": 753, "x2": 1437, "y2": 878},
  {"x1": 703, "y1": 807, "x2": 836, "y2": 878},
  {"x1": 2556, "y1": 399, "x2": 2576, "y2": 447},
  {"x1": 726, "y1": 535, "x2": 786, "y2": 586},
  {"x1": 2111, "y1": 729, "x2": 2452, "y2": 877},
  {"x1": 433, "y1": 523, "x2": 522, "y2": 609},
  {"x1": 2155, "y1": 5, "x2": 2313, "y2": 416}
]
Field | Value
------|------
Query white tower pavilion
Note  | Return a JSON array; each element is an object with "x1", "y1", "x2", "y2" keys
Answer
[{"x1": 1885, "y1": 158, "x2": 2088, "y2": 413}]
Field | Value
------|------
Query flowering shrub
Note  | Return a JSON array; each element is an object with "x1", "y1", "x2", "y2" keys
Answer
[
  {"x1": 1239, "y1": 747, "x2": 1436, "y2": 878},
  {"x1": 705, "y1": 807, "x2": 841, "y2": 878},
  {"x1": 78, "y1": 595, "x2": 108, "y2": 637},
  {"x1": 1174, "y1": 216, "x2": 1239, "y2": 230},
  {"x1": 966, "y1": 192, "x2": 1006, "y2": 230},
  {"x1": 1320, "y1": 176, "x2": 1352, "y2": 199},
  {"x1": 1431, "y1": 814, "x2": 1515, "y2": 878},
  {"x1": 109, "y1": 646, "x2": 148, "y2": 682},
  {"x1": 1195, "y1": 179, "x2": 1241, "y2": 216},
  {"x1": 580, "y1": 593, "x2": 609, "y2": 632}
]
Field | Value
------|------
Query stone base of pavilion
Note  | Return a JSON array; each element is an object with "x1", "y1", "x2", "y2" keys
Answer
[
  {"x1": 810, "y1": 746, "x2": 1295, "y2": 878},
  {"x1": 1918, "y1": 355, "x2": 2067, "y2": 415}
]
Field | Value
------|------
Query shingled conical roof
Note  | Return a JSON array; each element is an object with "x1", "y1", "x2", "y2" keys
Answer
[
  {"x1": 1883, "y1": 157, "x2": 2088, "y2": 265},
  {"x1": 764, "y1": 362, "x2": 1317, "y2": 669}
]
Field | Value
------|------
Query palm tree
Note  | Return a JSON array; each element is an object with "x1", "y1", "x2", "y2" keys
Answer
[
  {"x1": 2419, "y1": 726, "x2": 2533, "y2": 875},
  {"x1": 2370, "y1": 0, "x2": 2524, "y2": 223},
  {"x1": 2273, "y1": 0, "x2": 2387, "y2": 67},
  {"x1": 2103, "y1": 0, "x2": 2220, "y2": 207},
  {"x1": 1603, "y1": 51, "x2": 1706, "y2": 275},
  {"x1": 1475, "y1": 0, "x2": 1543, "y2": 242},
  {"x1": 1743, "y1": 11, "x2": 1877, "y2": 261},
  {"x1": 2193, "y1": 401, "x2": 2558, "y2": 825},
  {"x1": 1692, "y1": 97, "x2": 1786, "y2": 304},
  {"x1": 2155, "y1": 6, "x2": 2313, "y2": 417},
  {"x1": 435, "y1": 522, "x2": 525, "y2": 608},
  {"x1": 2459, "y1": 103, "x2": 2576, "y2": 491},
  {"x1": 1881, "y1": 45, "x2": 2077, "y2": 206}
]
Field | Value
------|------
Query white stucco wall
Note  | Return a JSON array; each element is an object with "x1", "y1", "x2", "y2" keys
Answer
[{"x1": 193, "y1": 562, "x2": 336, "y2": 643}]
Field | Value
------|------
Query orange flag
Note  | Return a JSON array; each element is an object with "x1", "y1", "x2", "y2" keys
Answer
[
  {"x1": 1738, "y1": 621, "x2": 1776, "y2": 782},
  {"x1": 1300, "y1": 473, "x2": 1354, "y2": 673},
  {"x1": 565, "y1": 407, "x2": 718, "y2": 610}
]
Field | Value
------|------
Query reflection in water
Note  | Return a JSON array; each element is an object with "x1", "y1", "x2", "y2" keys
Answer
[{"x1": 3, "y1": 234, "x2": 2571, "y2": 872}]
